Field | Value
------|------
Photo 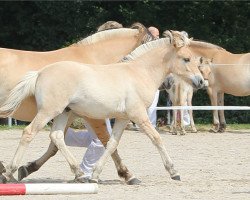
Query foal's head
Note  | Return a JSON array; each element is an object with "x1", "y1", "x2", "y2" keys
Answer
[
  {"x1": 198, "y1": 57, "x2": 212, "y2": 87},
  {"x1": 164, "y1": 30, "x2": 205, "y2": 89}
]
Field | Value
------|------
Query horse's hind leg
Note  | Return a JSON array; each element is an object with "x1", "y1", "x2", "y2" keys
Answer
[
  {"x1": 49, "y1": 111, "x2": 84, "y2": 181},
  {"x1": 0, "y1": 161, "x2": 6, "y2": 174},
  {"x1": 18, "y1": 112, "x2": 76, "y2": 181},
  {"x1": 0, "y1": 112, "x2": 51, "y2": 183},
  {"x1": 218, "y1": 92, "x2": 226, "y2": 132},
  {"x1": 85, "y1": 118, "x2": 140, "y2": 185},
  {"x1": 18, "y1": 141, "x2": 58, "y2": 181}
]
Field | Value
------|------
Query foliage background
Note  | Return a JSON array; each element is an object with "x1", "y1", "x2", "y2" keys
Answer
[{"x1": 0, "y1": 1, "x2": 249, "y2": 124}]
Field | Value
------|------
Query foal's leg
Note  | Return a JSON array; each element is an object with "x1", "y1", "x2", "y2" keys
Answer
[
  {"x1": 180, "y1": 109, "x2": 186, "y2": 135},
  {"x1": 207, "y1": 87, "x2": 220, "y2": 132},
  {"x1": 84, "y1": 117, "x2": 140, "y2": 185},
  {"x1": 187, "y1": 90, "x2": 197, "y2": 133},
  {"x1": 90, "y1": 119, "x2": 129, "y2": 183},
  {"x1": 0, "y1": 112, "x2": 51, "y2": 183},
  {"x1": 50, "y1": 112, "x2": 84, "y2": 181},
  {"x1": 218, "y1": 92, "x2": 226, "y2": 132},
  {"x1": 18, "y1": 112, "x2": 76, "y2": 181},
  {"x1": 132, "y1": 111, "x2": 180, "y2": 180}
]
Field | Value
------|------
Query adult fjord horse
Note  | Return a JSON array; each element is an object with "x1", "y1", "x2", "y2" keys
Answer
[
  {"x1": 188, "y1": 40, "x2": 250, "y2": 132},
  {"x1": 0, "y1": 23, "x2": 153, "y2": 184},
  {"x1": 0, "y1": 31, "x2": 205, "y2": 183}
]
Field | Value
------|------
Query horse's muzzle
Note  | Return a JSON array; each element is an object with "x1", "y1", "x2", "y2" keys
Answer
[{"x1": 192, "y1": 75, "x2": 205, "y2": 89}]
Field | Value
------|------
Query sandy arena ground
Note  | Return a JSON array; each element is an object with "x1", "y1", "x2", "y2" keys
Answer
[{"x1": 0, "y1": 128, "x2": 249, "y2": 200}]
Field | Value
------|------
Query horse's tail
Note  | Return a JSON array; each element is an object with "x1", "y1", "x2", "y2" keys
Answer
[{"x1": 0, "y1": 71, "x2": 39, "y2": 117}]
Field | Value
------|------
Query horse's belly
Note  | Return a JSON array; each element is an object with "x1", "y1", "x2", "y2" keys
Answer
[
  {"x1": 12, "y1": 96, "x2": 37, "y2": 122},
  {"x1": 69, "y1": 100, "x2": 127, "y2": 119}
]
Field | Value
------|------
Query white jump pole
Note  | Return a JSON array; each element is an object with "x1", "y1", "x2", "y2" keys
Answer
[
  {"x1": 156, "y1": 106, "x2": 250, "y2": 111},
  {"x1": 0, "y1": 183, "x2": 98, "y2": 195}
]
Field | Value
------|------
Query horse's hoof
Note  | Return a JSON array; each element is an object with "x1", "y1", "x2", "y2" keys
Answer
[
  {"x1": 18, "y1": 165, "x2": 29, "y2": 181},
  {"x1": 191, "y1": 128, "x2": 197, "y2": 133},
  {"x1": 0, "y1": 175, "x2": 7, "y2": 183},
  {"x1": 127, "y1": 177, "x2": 141, "y2": 185},
  {"x1": 209, "y1": 128, "x2": 218, "y2": 133},
  {"x1": 171, "y1": 175, "x2": 181, "y2": 181},
  {"x1": 0, "y1": 162, "x2": 6, "y2": 174},
  {"x1": 180, "y1": 131, "x2": 186, "y2": 136},
  {"x1": 74, "y1": 176, "x2": 90, "y2": 183},
  {"x1": 89, "y1": 178, "x2": 99, "y2": 183}
]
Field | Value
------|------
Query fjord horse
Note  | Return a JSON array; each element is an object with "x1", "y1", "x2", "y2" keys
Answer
[
  {"x1": 0, "y1": 31, "x2": 204, "y2": 183},
  {"x1": 162, "y1": 58, "x2": 212, "y2": 135},
  {"x1": 163, "y1": 31, "x2": 250, "y2": 132},
  {"x1": 0, "y1": 23, "x2": 153, "y2": 184}
]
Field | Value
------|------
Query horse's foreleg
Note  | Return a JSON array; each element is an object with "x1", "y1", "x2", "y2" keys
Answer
[
  {"x1": 187, "y1": 90, "x2": 197, "y2": 133},
  {"x1": 180, "y1": 109, "x2": 186, "y2": 135},
  {"x1": 85, "y1": 117, "x2": 140, "y2": 185},
  {"x1": 134, "y1": 113, "x2": 180, "y2": 180},
  {"x1": 18, "y1": 112, "x2": 76, "y2": 181},
  {"x1": 0, "y1": 113, "x2": 50, "y2": 183},
  {"x1": 218, "y1": 92, "x2": 226, "y2": 132},
  {"x1": 207, "y1": 87, "x2": 220, "y2": 132},
  {"x1": 91, "y1": 119, "x2": 129, "y2": 183}
]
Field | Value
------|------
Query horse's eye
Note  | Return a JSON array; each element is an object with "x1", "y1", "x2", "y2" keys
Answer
[{"x1": 183, "y1": 58, "x2": 190, "y2": 62}]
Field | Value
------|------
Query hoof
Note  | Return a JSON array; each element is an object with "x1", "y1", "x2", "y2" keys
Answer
[
  {"x1": 127, "y1": 177, "x2": 141, "y2": 185},
  {"x1": 0, "y1": 175, "x2": 7, "y2": 183},
  {"x1": 0, "y1": 162, "x2": 6, "y2": 174},
  {"x1": 89, "y1": 178, "x2": 99, "y2": 183},
  {"x1": 74, "y1": 176, "x2": 90, "y2": 183},
  {"x1": 191, "y1": 128, "x2": 197, "y2": 133},
  {"x1": 18, "y1": 165, "x2": 29, "y2": 181},
  {"x1": 180, "y1": 131, "x2": 186, "y2": 136},
  {"x1": 209, "y1": 128, "x2": 218, "y2": 133},
  {"x1": 171, "y1": 175, "x2": 181, "y2": 181}
]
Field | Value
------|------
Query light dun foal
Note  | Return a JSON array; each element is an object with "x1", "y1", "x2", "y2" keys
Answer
[
  {"x1": 0, "y1": 31, "x2": 204, "y2": 183},
  {"x1": 162, "y1": 58, "x2": 212, "y2": 135}
]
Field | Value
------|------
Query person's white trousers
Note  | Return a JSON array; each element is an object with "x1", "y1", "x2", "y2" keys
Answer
[{"x1": 64, "y1": 119, "x2": 111, "y2": 178}]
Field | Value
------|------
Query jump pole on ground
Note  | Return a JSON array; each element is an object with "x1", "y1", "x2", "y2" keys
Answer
[{"x1": 0, "y1": 183, "x2": 98, "y2": 195}]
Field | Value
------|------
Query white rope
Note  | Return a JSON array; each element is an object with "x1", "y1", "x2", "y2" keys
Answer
[
  {"x1": 156, "y1": 106, "x2": 250, "y2": 111},
  {"x1": 211, "y1": 64, "x2": 250, "y2": 66}
]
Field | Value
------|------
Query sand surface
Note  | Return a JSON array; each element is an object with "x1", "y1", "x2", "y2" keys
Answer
[{"x1": 0, "y1": 129, "x2": 249, "y2": 200}]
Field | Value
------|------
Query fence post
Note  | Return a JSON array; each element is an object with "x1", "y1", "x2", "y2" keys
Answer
[{"x1": 8, "y1": 117, "x2": 12, "y2": 127}]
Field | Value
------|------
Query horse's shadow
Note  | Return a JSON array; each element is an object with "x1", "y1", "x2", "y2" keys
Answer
[{"x1": 20, "y1": 178, "x2": 124, "y2": 185}]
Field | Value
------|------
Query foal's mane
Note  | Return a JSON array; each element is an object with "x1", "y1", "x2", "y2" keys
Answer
[
  {"x1": 190, "y1": 40, "x2": 225, "y2": 50},
  {"x1": 121, "y1": 38, "x2": 171, "y2": 61},
  {"x1": 71, "y1": 28, "x2": 138, "y2": 46}
]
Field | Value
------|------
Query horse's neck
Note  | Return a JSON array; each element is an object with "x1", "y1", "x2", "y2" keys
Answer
[
  {"x1": 190, "y1": 45, "x2": 223, "y2": 59},
  {"x1": 132, "y1": 47, "x2": 172, "y2": 89},
  {"x1": 70, "y1": 36, "x2": 140, "y2": 65}
]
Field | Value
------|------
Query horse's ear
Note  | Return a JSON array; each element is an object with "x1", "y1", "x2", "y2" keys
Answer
[{"x1": 162, "y1": 30, "x2": 173, "y2": 43}]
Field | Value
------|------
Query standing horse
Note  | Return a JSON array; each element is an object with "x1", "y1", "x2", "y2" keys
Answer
[
  {"x1": 162, "y1": 58, "x2": 212, "y2": 135},
  {"x1": 163, "y1": 31, "x2": 250, "y2": 132},
  {"x1": 0, "y1": 23, "x2": 153, "y2": 184},
  {"x1": 0, "y1": 31, "x2": 204, "y2": 183}
]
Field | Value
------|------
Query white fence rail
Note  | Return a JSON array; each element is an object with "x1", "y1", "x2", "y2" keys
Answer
[{"x1": 156, "y1": 106, "x2": 250, "y2": 111}]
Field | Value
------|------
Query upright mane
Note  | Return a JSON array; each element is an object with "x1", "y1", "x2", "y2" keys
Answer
[
  {"x1": 121, "y1": 38, "x2": 171, "y2": 62},
  {"x1": 71, "y1": 28, "x2": 138, "y2": 46},
  {"x1": 190, "y1": 40, "x2": 225, "y2": 50}
]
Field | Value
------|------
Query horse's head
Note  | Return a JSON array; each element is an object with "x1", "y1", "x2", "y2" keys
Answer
[
  {"x1": 198, "y1": 57, "x2": 212, "y2": 87},
  {"x1": 164, "y1": 30, "x2": 205, "y2": 89}
]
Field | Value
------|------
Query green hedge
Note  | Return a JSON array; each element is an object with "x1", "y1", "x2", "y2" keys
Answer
[{"x1": 0, "y1": 1, "x2": 249, "y2": 123}]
